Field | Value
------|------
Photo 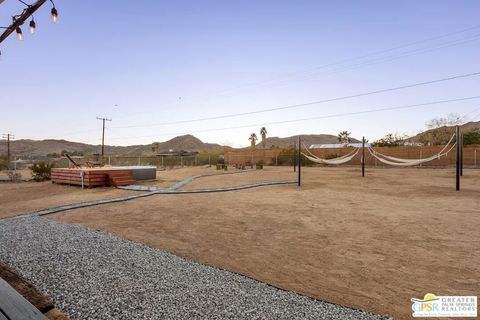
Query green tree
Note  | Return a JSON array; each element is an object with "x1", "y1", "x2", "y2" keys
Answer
[
  {"x1": 463, "y1": 129, "x2": 480, "y2": 145},
  {"x1": 373, "y1": 133, "x2": 407, "y2": 147}
]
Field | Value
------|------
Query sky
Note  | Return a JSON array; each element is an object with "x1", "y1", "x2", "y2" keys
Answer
[{"x1": 1, "y1": 0, "x2": 480, "y2": 147}]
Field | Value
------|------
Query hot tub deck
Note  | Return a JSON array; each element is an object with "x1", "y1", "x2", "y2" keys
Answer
[{"x1": 51, "y1": 166, "x2": 156, "y2": 187}]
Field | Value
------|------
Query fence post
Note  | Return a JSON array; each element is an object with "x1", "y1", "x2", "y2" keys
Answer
[
  {"x1": 419, "y1": 150, "x2": 422, "y2": 167},
  {"x1": 275, "y1": 152, "x2": 278, "y2": 166}
]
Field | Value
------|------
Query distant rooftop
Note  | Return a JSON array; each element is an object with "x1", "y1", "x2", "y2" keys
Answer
[{"x1": 309, "y1": 143, "x2": 371, "y2": 149}]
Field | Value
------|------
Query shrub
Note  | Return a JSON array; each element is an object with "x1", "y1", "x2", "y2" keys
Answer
[
  {"x1": 30, "y1": 161, "x2": 54, "y2": 181},
  {"x1": 0, "y1": 157, "x2": 7, "y2": 171},
  {"x1": 463, "y1": 129, "x2": 480, "y2": 145}
]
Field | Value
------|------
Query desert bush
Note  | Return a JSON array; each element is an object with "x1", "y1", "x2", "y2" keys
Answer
[
  {"x1": 463, "y1": 129, "x2": 480, "y2": 145},
  {"x1": 30, "y1": 161, "x2": 54, "y2": 181},
  {"x1": 0, "y1": 157, "x2": 7, "y2": 171}
]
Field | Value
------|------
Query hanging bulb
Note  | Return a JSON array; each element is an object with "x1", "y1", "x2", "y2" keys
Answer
[
  {"x1": 15, "y1": 27, "x2": 23, "y2": 41},
  {"x1": 51, "y1": 7, "x2": 58, "y2": 23},
  {"x1": 29, "y1": 19, "x2": 36, "y2": 34}
]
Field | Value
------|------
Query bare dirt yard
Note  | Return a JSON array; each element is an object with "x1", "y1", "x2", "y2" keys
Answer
[
  {"x1": 43, "y1": 166, "x2": 479, "y2": 319},
  {"x1": 0, "y1": 181, "x2": 136, "y2": 218}
]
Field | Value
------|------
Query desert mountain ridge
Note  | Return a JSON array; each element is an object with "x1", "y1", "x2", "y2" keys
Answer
[{"x1": 0, "y1": 134, "x2": 362, "y2": 157}]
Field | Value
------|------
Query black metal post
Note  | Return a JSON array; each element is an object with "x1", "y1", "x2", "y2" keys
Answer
[
  {"x1": 460, "y1": 132, "x2": 463, "y2": 177},
  {"x1": 362, "y1": 136, "x2": 365, "y2": 177},
  {"x1": 298, "y1": 136, "x2": 301, "y2": 186},
  {"x1": 293, "y1": 141, "x2": 297, "y2": 172},
  {"x1": 456, "y1": 126, "x2": 460, "y2": 191}
]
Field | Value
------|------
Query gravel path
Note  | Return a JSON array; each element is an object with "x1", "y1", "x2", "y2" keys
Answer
[{"x1": 0, "y1": 217, "x2": 386, "y2": 320}]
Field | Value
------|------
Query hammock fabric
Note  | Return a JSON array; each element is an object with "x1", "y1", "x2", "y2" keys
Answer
[
  {"x1": 302, "y1": 148, "x2": 360, "y2": 165},
  {"x1": 368, "y1": 142, "x2": 456, "y2": 167},
  {"x1": 369, "y1": 133, "x2": 456, "y2": 163}
]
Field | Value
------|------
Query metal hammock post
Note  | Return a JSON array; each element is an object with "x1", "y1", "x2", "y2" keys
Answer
[
  {"x1": 456, "y1": 126, "x2": 461, "y2": 191},
  {"x1": 298, "y1": 136, "x2": 301, "y2": 186},
  {"x1": 362, "y1": 136, "x2": 365, "y2": 177},
  {"x1": 460, "y1": 132, "x2": 464, "y2": 177},
  {"x1": 293, "y1": 141, "x2": 297, "y2": 173}
]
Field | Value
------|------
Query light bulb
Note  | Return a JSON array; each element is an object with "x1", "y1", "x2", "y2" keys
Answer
[
  {"x1": 15, "y1": 27, "x2": 23, "y2": 41},
  {"x1": 51, "y1": 7, "x2": 58, "y2": 23},
  {"x1": 29, "y1": 19, "x2": 36, "y2": 34}
]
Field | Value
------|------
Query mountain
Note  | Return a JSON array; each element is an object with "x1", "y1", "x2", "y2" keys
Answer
[
  {"x1": 257, "y1": 134, "x2": 360, "y2": 148},
  {"x1": 0, "y1": 135, "x2": 225, "y2": 157},
  {"x1": 408, "y1": 121, "x2": 480, "y2": 145}
]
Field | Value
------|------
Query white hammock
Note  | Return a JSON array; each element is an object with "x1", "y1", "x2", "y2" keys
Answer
[
  {"x1": 302, "y1": 148, "x2": 360, "y2": 165},
  {"x1": 302, "y1": 143, "x2": 359, "y2": 160},
  {"x1": 370, "y1": 133, "x2": 456, "y2": 163},
  {"x1": 368, "y1": 142, "x2": 456, "y2": 167}
]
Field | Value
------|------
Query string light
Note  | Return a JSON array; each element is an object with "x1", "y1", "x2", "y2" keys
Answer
[
  {"x1": 29, "y1": 17, "x2": 36, "y2": 34},
  {"x1": 0, "y1": 0, "x2": 59, "y2": 53},
  {"x1": 15, "y1": 26, "x2": 23, "y2": 41},
  {"x1": 50, "y1": 0, "x2": 58, "y2": 23}
]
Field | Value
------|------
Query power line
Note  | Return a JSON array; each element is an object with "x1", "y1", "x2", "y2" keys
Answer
[
  {"x1": 107, "y1": 95, "x2": 480, "y2": 141},
  {"x1": 112, "y1": 71, "x2": 480, "y2": 129},
  {"x1": 172, "y1": 25, "x2": 480, "y2": 104},
  {"x1": 113, "y1": 24, "x2": 480, "y2": 121}
]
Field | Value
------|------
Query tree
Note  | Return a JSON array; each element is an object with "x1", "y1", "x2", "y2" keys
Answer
[
  {"x1": 372, "y1": 133, "x2": 407, "y2": 147},
  {"x1": 249, "y1": 133, "x2": 258, "y2": 149},
  {"x1": 151, "y1": 142, "x2": 161, "y2": 154},
  {"x1": 337, "y1": 130, "x2": 351, "y2": 145},
  {"x1": 421, "y1": 113, "x2": 461, "y2": 145},
  {"x1": 260, "y1": 127, "x2": 267, "y2": 149},
  {"x1": 463, "y1": 129, "x2": 480, "y2": 145}
]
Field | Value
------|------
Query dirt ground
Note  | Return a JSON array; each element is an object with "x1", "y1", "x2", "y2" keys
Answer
[
  {"x1": 32, "y1": 167, "x2": 480, "y2": 318},
  {"x1": 0, "y1": 181, "x2": 136, "y2": 218}
]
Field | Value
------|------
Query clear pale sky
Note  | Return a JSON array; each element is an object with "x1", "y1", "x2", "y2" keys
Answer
[{"x1": 1, "y1": 0, "x2": 480, "y2": 147}]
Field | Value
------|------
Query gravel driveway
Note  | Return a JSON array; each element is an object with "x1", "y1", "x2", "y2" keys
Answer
[{"x1": 0, "y1": 217, "x2": 386, "y2": 320}]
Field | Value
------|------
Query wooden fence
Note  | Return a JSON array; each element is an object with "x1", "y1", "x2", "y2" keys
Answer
[{"x1": 225, "y1": 145, "x2": 480, "y2": 168}]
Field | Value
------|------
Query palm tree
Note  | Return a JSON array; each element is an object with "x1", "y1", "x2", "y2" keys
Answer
[
  {"x1": 337, "y1": 131, "x2": 351, "y2": 145},
  {"x1": 260, "y1": 127, "x2": 267, "y2": 165},
  {"x1": 249, "y1": 133, "x2": 258, "y2": 149},
  {"x1": 260, "y1": 127, "x2": 267, "y2": 149}
]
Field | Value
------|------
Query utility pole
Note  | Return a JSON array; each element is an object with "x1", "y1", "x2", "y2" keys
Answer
[
  {"x1": 96, "y1": 117, "x2": 112, "y2": 158},
  {"x1": 2, "y1": 133, "x2": 14, "y2": 170}
]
